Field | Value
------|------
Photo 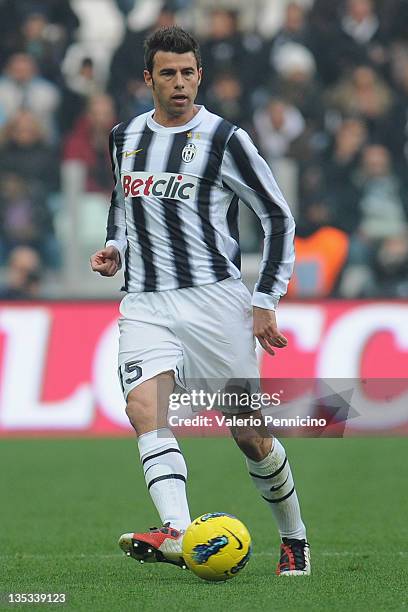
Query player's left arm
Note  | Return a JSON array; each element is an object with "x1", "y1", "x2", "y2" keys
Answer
[{"x1": 221, "y1": 128, "x2": 296, "y2": 356}]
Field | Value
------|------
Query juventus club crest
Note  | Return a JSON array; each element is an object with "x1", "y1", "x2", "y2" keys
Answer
[{"x1": 182, "y1": 142, "x2": 197, "y2": 163}]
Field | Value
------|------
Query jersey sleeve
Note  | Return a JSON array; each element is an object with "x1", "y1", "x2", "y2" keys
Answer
[
  {"x1": 221, "y1": 128, "x2": 296, "y2": 310},
  {"x1": 105, "y1": 124, "x2": 127, "y2": 265}
]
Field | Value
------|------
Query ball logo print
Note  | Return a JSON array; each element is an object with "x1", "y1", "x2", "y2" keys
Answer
[
  {"x1": 198, "y1": 512, "x2": 236, "y2": 522},
  {"x1": 224, "y1": 528, "x2": 243, "y2": 549},
  {"x1": 181, "y1": 142, "x2": 197, "y2": 163},
  {"x1": 192, "y1": 536, "x2": 228, "y2": 563},
  {"x1": 229, "y1": 548, "x2": 252, "y2": 575}
]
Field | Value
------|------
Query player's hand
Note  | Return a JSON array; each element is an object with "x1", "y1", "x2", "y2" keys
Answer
[
  {"x1": 253, "y1": 306, "x2": 288, "y2": 356},
  {"x1": 90, "y1": 246, "x2": 120, "y2": 277}
]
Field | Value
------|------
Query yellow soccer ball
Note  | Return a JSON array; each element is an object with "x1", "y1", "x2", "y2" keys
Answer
[{"x1": 182, "y1": 513, "x2": 252, "y2": 582}]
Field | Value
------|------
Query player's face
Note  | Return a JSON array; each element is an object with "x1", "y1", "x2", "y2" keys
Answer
[{"x1": 144, "y1": 51, "x2": 202, "y2": 123}]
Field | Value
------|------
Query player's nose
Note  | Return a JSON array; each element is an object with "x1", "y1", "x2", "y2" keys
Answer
[{"x1": 174, "y1": 71, "x2": 184, "y2": 88}]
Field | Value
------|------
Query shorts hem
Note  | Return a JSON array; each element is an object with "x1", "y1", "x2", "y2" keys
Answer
[{"x1": 123, "y1": 366, "x2": 174, "y2": 399}]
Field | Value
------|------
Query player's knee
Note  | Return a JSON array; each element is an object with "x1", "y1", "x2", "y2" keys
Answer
[
  {"x1": 125, "y1": 390, "x2": 155, "y2": 433},
  {"x1": 233, "y1": 433, "x2": 272, "y2": 462}
]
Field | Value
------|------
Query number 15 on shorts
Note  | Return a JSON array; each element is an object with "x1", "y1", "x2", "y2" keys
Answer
[{"x1": 118, "y1": 360, "x2": 143, "y2": 395}]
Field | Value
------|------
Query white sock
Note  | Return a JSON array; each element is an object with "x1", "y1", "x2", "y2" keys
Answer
[
  {"x1": 138, "y1": 428, "x2": 191, "y2": 532},
  {"x1": 246, "y1": 438, "x2": 307, "y2": 540}
]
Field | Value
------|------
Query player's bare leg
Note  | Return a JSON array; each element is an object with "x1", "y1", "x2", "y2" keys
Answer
[
  {"x1": 125, "y1": 370, "x2": 173, "y2": 436},
  {"x1": 229, "y1": 411, "x2": 311, "y2": 576},
  {"x1": 119, "y1": 371, "x2": 190, "y2": 568}
]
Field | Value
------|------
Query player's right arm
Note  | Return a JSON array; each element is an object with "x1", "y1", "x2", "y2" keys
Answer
[{"x1": 91, "y1": 124, "x2": 127, "y2": 277}]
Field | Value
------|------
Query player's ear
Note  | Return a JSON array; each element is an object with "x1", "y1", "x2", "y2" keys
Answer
[
  {"x1": 144, "y1": 69, "x2": 153, "y2": 89},
  {"x1": 197, "y1": 67, "x2": 202, "y2": 86}
]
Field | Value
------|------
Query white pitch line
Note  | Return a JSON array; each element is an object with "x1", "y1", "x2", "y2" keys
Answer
[
  {"x1": 253, "y1": 552, "x2": 408, "y2": 557},
  {"x1": 1, "y1": 552, "x2": 408, "y2": 559}
]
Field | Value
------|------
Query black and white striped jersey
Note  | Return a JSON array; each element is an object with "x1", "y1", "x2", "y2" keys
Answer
[{"x1": 105, "y1": 105, "x2": 295, "y2": 310}]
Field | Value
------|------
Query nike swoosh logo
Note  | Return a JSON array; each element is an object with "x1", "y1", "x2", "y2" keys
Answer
[
  {"x1": 124, "y1": 148, "x2": 143, "y2": 158},
  {"x1": 225, "y1": 528, "x2": 243, "y2": 550},
  {"x1": 270, "y1": 474, "x2": 289, "y2": 493}
]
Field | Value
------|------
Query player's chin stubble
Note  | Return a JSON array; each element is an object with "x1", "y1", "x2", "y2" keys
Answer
[
  {"x1": 164, "y1": 97, "x2": 192, "y2": 118},
  {"x1": 152, "y1": 89, "x2": 184, "y2": 118}
]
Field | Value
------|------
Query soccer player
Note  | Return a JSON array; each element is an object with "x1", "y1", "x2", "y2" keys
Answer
[{"x1": 91, "y1": 26, "x2": 310, "y2": 576}]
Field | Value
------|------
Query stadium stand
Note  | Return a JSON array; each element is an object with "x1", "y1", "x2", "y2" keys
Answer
[{"x1": 0, "y1": 0, "x2": 407, "y2": 298}]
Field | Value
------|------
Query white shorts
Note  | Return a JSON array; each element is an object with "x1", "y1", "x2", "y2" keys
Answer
[{"x1": 117, "y1": 278, "x2": 260, "y2": 406}]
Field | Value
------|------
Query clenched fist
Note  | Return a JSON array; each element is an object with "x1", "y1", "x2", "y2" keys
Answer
[{"x1": 90, "y1": 246, "x2": 121, "y2": 277}]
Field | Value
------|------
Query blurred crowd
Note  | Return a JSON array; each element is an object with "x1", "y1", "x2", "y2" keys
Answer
[{"x1": 0, "y1": 0, "x2": 408, "y2": 299}]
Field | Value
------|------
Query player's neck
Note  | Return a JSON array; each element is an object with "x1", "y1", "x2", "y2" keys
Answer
[{"x1": 152, "y1": 105, "x2": 200, "y2": 128}]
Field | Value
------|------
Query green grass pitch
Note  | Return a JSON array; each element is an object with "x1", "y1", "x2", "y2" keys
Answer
[{"x1": 1, "y1": 437, "x2": 407, "y2": 611}]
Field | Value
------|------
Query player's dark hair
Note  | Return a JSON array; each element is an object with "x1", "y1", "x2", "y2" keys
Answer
[{"x1": 144, "y1": 26, "x2": 201, "y2": 74}]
